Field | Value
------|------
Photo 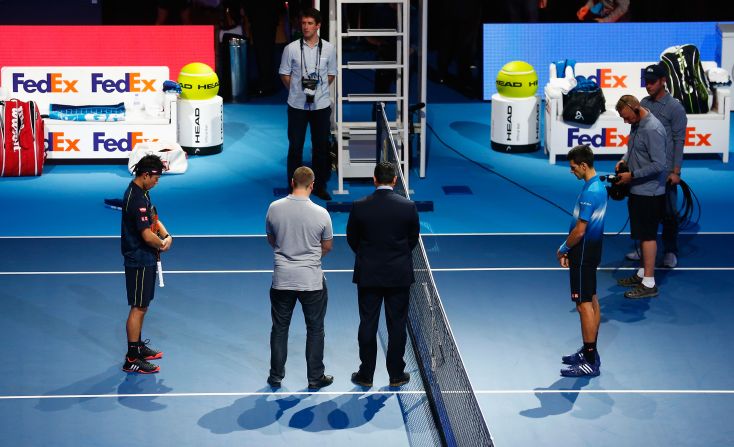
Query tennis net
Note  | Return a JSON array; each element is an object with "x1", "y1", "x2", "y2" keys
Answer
[{"x1": 375, "y1": 103, "x2": 494, "y2": 447}]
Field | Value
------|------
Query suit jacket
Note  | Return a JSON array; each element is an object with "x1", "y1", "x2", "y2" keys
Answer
[{"x1": 346, "y1": 189, "x2": 420, "y2": 287}]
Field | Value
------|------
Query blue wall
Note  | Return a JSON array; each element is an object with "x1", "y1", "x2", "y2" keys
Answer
[{"x1": 483, "y1": 22, "x2": 729, "y2": 99}]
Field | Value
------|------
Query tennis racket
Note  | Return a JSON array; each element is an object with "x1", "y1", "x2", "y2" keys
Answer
[{"x1": 150, "y1": 205, "x2": 165, "y2": 288}]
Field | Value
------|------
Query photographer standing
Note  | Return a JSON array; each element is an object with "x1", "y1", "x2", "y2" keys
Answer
[
  {"x1": 279, "y1": 7, "x2": 336, "y2": 201},
  {"x1": 614, "y1": 95, "x2": 667, "y2": 299}
]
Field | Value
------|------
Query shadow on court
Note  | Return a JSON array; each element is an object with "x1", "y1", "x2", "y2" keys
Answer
[
  {"x1": 197, "y1": 389, "x2": 394, "y2": 434},
  {"x1": 35, "y1": 364, "x2": 172, "y2": 413},
  {"x1": 518, "y1": 377, "x2": 613, "y2": 419}
]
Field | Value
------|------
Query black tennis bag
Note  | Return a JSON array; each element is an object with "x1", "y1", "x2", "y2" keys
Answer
[
  {"x1": 562, "y1": 76, "x2": 606, "y2": 125},
  {"x1": 660, "y1": 44, "x2": 711, "y2": 114}
]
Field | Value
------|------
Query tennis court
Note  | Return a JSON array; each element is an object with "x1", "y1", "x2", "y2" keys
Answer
[{"x1": 1, "y1": 102, "x2": 733, "y2": 446}]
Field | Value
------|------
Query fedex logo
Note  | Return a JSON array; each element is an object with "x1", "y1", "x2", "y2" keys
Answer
[
  {"x1": 587, "y1": 68, "x2": 627, "y2": 89},
  {"x1": 12, "y1": 73, "x2": 78, "y2": 93},
  {"x1": 45, "y1": 132, "x2": 80, "y2": 151},
  {"x1": 91, "y1": 73, "x2": 156, "y2": 93},
  {"x1": 568, "y1": 127, "x2": 712, "y2": 148},
  {"x1": 685, "y1": 127, "x2": 711, "y2": 146},
  {"x1": 568, "y1": 127, "x2": 629, "y2": 148},
  {"x1": 93, "y1": 132, "x2": 157, "y2": 152}
]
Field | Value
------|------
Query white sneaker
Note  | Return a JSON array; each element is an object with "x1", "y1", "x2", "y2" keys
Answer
[
  {"x1": 663, "y1": 252, "x2": 678, "y2": 268},
  {"x1": 625, "y1": 250, "x2": 641, "y2": 261}
]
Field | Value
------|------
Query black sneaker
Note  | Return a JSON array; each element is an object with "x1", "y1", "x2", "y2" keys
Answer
[
  {"x1": 138, "y1": 339, "x2": 162, "y2": 360},
  {"x1": 267, "y1": 376, "x2": 282, "y2": 388},
  {"x1": 617, "y1": 274, "x2": 643, "y2": 287},
  {"x1": 624, "y1": 284, "x2": 659, "y2": 299},
  {"x1": 351, "y1": 371, "x2": 373, "y2": 388},
  {"x1": 122, "y1": 357, "x2": 160, "y2": 374},
  {"x1": 389, "y1": 372, "x2": 410, "y2": 387},
  {"x1": 307, "y1": 374, "x2": 334, "y2": 389},
  {"x1": 312, "y1": 188, "x2": 332, "y2": 201}
]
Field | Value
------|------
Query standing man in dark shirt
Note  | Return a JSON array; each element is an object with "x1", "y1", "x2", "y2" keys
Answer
[
  {"x1": 624, "y1": 63, "x2": 688, "y2": 268},
  {"x1": 121, "y1": 155, "x2": 173, "y2": 374},
  {"x1": 347, "y1": 162, "x2": 420, "y2": 388}
]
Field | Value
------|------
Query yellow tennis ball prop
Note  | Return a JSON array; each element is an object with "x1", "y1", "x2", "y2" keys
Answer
[
  {"x1": 178, "y1": 62, "x2": 219, "y2": 100},
  {"x1": 496, "y1": 61, "x2": 538, "y2": 98}
]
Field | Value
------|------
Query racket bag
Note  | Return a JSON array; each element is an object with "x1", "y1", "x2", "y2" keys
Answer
[
  {"x1": 660, "y1": 44, "x2": 711, "y2": 114},
  {"x1": 0, "y1": 99, "x2": 46, "y2": 177}
]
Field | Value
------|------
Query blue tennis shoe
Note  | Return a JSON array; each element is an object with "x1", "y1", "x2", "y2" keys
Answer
[
  {"x1": 562, "y1": 349, "x2": 601, "y2": 366},
  {"x1": 560, "y1": 356, "x2": 600, "y2": 377}
]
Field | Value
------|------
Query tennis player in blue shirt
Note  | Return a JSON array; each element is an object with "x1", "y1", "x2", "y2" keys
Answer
[{"x1": 557, "y1": 144, "x2": 608, "y2": 377}]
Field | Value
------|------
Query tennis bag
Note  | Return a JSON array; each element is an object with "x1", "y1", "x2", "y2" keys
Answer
[
  {"x1": 128, "y1": 140, "x2": 188, "y2": 174},
  {"x1": 562, "y1": 76, "x2": 606, "y2": 125},
  {"x1": 660, "y1": 44, "x2": 711, "y2": 114},
  {"x1": 0, "y1": 99, "x2": 46, "y2": 177}
]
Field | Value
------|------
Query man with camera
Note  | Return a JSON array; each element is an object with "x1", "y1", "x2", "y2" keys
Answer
[
  {"x1": 614, "y1": 95, "x2": 667, "y2": 299},
  {"x1": 279, "y1": 7, "x2": 336, "y2": 201}
]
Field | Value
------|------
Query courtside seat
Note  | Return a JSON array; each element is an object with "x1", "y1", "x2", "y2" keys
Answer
[{"x1": 543, "y1": 61, "x2": 730, "y2": 164}]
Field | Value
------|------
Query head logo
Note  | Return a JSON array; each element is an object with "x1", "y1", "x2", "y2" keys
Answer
[
  {"x1": 91, "y1": 73, "x2": 156, "y2": 93},
  {"x1": 93, "y1": 132, "x2": 158, "y2": 152},
  {"x1": 12, "y1": 73, "x2": 78, "y2": 93},
  {"x1": 587, "y1": 68, "x2": 627, "y2": 89},
  {"x1": 568, "y1": 127, "x2": 629, "y2": 148},
  {"x1": 45, "y1": 132, "x2": 80, "y2": 151}
]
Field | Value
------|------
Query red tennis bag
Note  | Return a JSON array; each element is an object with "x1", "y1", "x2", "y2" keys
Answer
[{"x1": 0, "y1": 99, "x2": 46, "y2": 176}]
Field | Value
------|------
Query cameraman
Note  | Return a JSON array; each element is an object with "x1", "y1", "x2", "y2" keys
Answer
[
  {"x1": 279, "y1": 7, "x2": 336, "y2": 201},
  {"x1": 614, "y1": 95, "x2": 667, "y2": 299}
]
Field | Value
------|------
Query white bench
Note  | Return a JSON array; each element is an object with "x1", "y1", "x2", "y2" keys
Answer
[
  {"x1": 0, "y1": 66, "x2": 178, "y2": 160},
  {"x1": 543, "y1": 61, "x2": 730, "y2": 164}
]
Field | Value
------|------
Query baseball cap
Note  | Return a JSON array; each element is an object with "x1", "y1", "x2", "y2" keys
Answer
[{"x1": 643, "y1": 63, "x2": 666, "y2": 82}]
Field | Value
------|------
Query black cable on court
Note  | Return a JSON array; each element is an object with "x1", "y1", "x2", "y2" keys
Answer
[
  {"x1": 672, "y1": 179, "x2": 701, "y2": 230},
  {"x1": 424, "y1": 123, "x2": 704, "y2": 237},
  {"x1": 425, "y1": 122, "x2": 573, "y2": 217}
]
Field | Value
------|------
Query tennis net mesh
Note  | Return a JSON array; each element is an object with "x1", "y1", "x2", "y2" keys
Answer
[{"x1": 375, "y1": 103, "x2": 494, "y2": 447}]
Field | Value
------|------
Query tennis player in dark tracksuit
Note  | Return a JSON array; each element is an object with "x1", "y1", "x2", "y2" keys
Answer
[
  {"x1": 121, "y1": 155, "x2": 172, "y2": 374},
  {"x1": 347, "y1": 161, "x2": 420, "y2": 388}
]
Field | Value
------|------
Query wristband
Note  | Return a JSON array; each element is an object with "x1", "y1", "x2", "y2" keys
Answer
[{"x1": 558, "y1": 241, "x2": 570, "y2": 254}]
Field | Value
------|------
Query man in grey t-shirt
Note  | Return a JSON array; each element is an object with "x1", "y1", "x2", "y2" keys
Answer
[{"x1": 265, "y1": 166, "x2": 334, "y2": 390}]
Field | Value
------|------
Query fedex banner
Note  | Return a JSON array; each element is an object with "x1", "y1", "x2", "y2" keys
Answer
[
  {"x1": 566, "y1": 126, "x2": 717, "y2": 149},
  {"x1": 571, "y1": 62, "x2": 651, "y2": 104},
  {"x1": 2, "y1": 67, "x2": 170, "y2": 113},
  {"x1": 44, "y1": 124, "x2": 176, "y2": 160}
]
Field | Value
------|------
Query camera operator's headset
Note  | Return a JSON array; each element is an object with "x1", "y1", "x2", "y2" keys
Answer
[{"x1": 618, "y1": 98, "x2": 641, "y2": 116}]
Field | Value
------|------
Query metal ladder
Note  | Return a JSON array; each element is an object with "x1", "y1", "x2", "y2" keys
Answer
[{"x1": 332, "y1": 0, "x2": 412, "y2": 194}]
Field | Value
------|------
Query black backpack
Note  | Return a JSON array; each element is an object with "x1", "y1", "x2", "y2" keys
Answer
[
  {"x1": 660, "y1": 44, "x2": 711, "y2": 114},
  {"x1": 562, "y1": 76, "x2": 606, "y2": 125}
]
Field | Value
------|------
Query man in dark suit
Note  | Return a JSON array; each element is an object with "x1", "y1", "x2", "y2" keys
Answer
[{"x1": 346, "y1": 161, "x2": 420, "y2": 388}]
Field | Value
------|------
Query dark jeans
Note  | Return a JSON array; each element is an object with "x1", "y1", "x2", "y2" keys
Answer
[
  {"x1": 357, "y1": 286, "x2": 410, "y2": 380},
  {"x1": 287, "y1": 106, "x2": 331, "y2": 190},
  {"x1": 269, "y1": 284, "x2": 328, "y2": 383},
  {"x1": 662, "y1": 183, "x2": 679, "y2": 254}
]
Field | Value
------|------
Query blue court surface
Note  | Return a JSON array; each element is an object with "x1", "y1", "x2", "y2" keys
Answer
[{"x1": 1, "y1": 103, "x2": 734, "y2": 446}]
